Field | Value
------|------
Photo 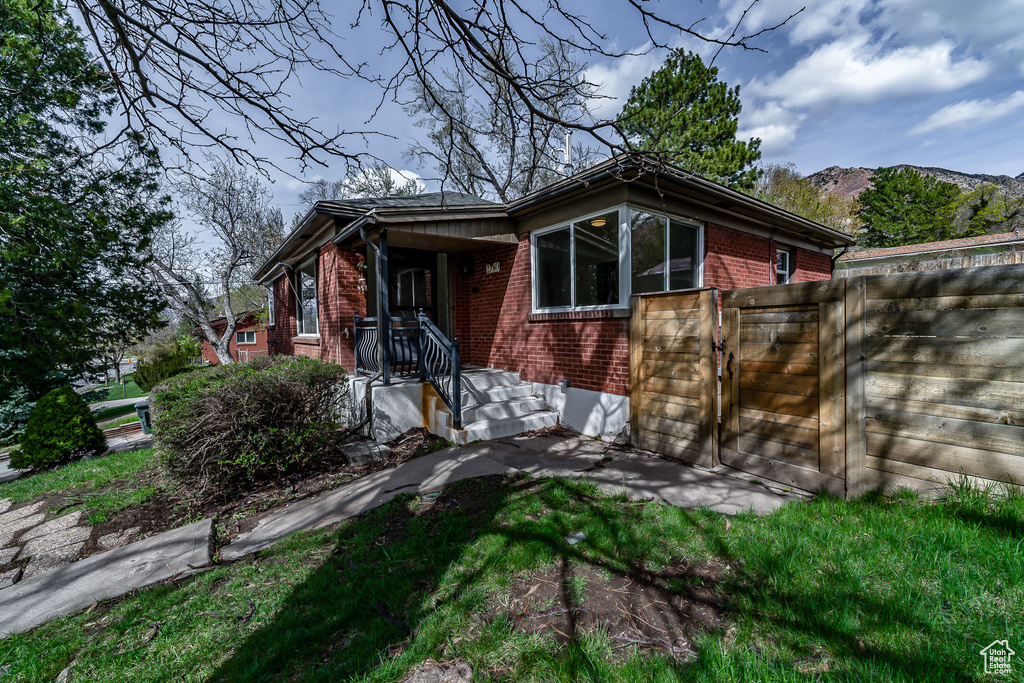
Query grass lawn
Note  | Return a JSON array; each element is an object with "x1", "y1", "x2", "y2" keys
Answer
[
  {"x1": 1, "y1": 474, "x2": 1020, "y2": 682},
  {"x1": 0, "y1": 447, "x2": 161, "y2": 524},
  {"x1": 84, "y1": 376, "x2": 146, "y2": 405},
  {"x1": 91, "y1": 403, "x2": 142, "y2": 423}
]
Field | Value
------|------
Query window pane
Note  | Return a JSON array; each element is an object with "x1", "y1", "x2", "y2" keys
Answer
[
  {"x1": 574, "y1": 211, "x2": 620, "y2": 307},
  {"x1": 299, "y1": 264, "x2": 318, "y2": 334},
  {"x1": 668, "y1": 220, "x2": 698, "y2": 290},
  {"x1": 536, "y1": 227, "x2": 571, "y2": 308},
  {"x1": 776, "y1": 250, "x2": 791, "y2": 284},
  {"x1": 630, "y1": 210, "x2": 666, "y2": 294}
]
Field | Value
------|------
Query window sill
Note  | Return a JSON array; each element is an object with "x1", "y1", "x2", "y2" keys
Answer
[
  {"x1": 527, "y1": 308, "x2": 630, "y2": 322},
  {"x1": 292, "y1": 335, "x2": 321, "y2": 346}
]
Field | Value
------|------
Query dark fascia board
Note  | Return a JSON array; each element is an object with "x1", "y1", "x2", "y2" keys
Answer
[
  {"x1": 507, "y1": 155, "x2": 856, "y2": 248},
  {"x1": 254, "y1": 204, "x2": 367, "y2": 283},
  {"x1": 331, "y1": 204, "x2": 511, "y2": 247}
]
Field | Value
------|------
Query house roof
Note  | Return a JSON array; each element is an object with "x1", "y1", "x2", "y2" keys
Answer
[
  {"x1": 507, "y1": 155, "x2": 856, "y2": 249},
  {"x1": 254, "y1": 155, "x2": 856, "y2": 282},
  {"x1": 838, "y1": 230, "x2": 1024, "y2": 261},
  {"x1": 318, "y1": 192, "x2": 496, "y2": 211}
]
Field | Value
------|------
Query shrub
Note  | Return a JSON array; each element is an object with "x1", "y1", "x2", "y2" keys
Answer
[
  {"x1": 10, "y1": 385, "x2": 105, "y2": 469},
  {"x1": 134, "y1": 348, "x2": 195, "y2": 392},
  {"x1": 0, "y1": 385, "x2": 35, "y2": 446},
  {"x1": 151, "y1": 356, "x2": 348, "y2": 494}
]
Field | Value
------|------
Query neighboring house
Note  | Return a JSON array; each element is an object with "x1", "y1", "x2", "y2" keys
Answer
[
  {"x1": 253, "y1": 154, "x2": 854, "y2": 442},
  {"x1": 836, "y1": 230, "x2": 1024, "y2": 277},
  {"x1": 198, "y1": 311, "x2": 269, "y2": 364}
]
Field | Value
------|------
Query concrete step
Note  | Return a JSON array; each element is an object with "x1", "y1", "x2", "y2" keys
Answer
[
  {"x1": 459, "y1": 368, "x2": 522, "y2": 390},
  {"x1": 461, "y1": 382, "x2": 533, "y2": 405},
  {"x1": 461, "y1": 396, "x2": 548, "y2": 424},
  {"x1": 455, "y1": 410, "x2": 559, "y2": 444}
]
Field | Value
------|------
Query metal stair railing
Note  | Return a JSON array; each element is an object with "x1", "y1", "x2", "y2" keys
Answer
[{"x1": 416, "y1": 311, "x2": 462, "y2": 429}]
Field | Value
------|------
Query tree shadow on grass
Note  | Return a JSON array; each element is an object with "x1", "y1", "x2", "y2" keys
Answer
[{"x1": 204, "y1": 477, "x2": 1014, "y2": 682}]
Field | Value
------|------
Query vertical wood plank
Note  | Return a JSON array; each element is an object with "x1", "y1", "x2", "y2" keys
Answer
[
  {"x1": 845, "y1": 276, "x2": 867, "y2": 498},
  {"x1": 818, "y1": 297, "x2": 847, "y2": 481},
  {"x1": 721, "y1": 306, "x2": 741, "y2": 455},
  {"x1": 629, "y1": 295, "x2": 645, "y2": 451},
  {"x1": 698, "y1": 289, "x2": 719, "y2": 467}
]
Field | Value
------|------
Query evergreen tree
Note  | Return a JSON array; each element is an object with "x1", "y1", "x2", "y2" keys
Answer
[
  {"x1": 857, "y1": 167, "x2": 962, "y2": 247},
  {"x1": 0, "y1": 0, "x2": 169, "y2": 400},
  {"x1": 619, "y1": 50, "x2": 761, "y2": 188}
]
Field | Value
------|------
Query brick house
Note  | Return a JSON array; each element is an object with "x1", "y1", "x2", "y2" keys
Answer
[
  {"x1": 198, "y1": 311, "x2": 269, "y2": 364},
  {"x1": 253, "y1": 155, "x2": 854, "y2": 442}
]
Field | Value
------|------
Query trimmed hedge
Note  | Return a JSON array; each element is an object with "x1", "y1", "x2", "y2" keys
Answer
[
  {"x1": 134, "y1": 349, "x2": 195, "y2": 392},
  {"x1": 151, "y1": 356, "x2": 348, "y2": 494},
  {"x1": 10, "y1": 385, "x2": 105, "y2": 469}
]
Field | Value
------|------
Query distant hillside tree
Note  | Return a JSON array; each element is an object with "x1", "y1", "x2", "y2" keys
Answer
[
  {"x1": 858, "y1": 167, "x2": 961, "y2": 247},
  {"x1": 750, "y1": 163, "x2": 861, "y2": 236},
  {"x1": 948, "y1": 183, "x2": 1024, "y2": 236},
  {"x1": 619, "y1": 49, "x2": 761, "y2": 189}
]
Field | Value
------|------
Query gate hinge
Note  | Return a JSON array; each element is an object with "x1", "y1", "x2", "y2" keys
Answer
[{"x1": 712, "y1": 340, "x2": 726, "y2": 354}]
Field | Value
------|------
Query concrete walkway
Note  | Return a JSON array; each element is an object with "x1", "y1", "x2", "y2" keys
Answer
[
  {"x1": 222, "y1": 435, "x2": 796, "y2": 560},
  {"x1": 0, "y1": 434, "x2": 797, "y2": 637},
  {"x1": 89, "y1": 395, "x2": 148, "y2": 412}
]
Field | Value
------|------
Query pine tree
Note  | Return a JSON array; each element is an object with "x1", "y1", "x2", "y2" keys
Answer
[
  {"x1": 619, "y1": 50, "x2": 761, "y2": 189},
  {"x1": 857, "y1": 167, "x2": 962, "y2": 247}
]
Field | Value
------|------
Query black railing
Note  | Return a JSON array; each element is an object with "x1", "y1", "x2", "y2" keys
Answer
[
  {"x1": 353, "y1": 312, "x2": 463, "y2": 428},
  {"x1": 417, "y1": 312, "x2": 462, "y2": 429}
]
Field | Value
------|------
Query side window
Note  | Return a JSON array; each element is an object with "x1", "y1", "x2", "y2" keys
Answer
[
  {"x1": 267, "y1": 286, "x2": 275, "y2": 326},
  {"x1": 296, "y1": 259, "x2": 319, "y2": 335},
  {"x1": 776, "y1": 247, "x2": 794, "y2": 284}
]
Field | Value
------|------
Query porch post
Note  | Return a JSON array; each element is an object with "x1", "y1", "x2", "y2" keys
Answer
[{"x1": 380, "y1": 229, "x2": 391, "y2": 385}]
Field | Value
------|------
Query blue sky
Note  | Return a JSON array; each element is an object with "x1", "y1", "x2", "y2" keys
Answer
[{"x1": 167, "y1": 0, "x2": 1024, "y2": 218}]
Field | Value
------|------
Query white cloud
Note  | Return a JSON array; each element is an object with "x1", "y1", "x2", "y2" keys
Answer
[
  {"x1": 585, "y1": 49, "x2": 663, "y2": 120},
  {"x1": 737, "y1": 102, "x2": 804, "y2": 155},
  {"x1": 911, "y1": 91, "x2": 1024, "y2": 134},
  {"x1": 747, "y1": 37, "x2": 990, "y2": 109}
]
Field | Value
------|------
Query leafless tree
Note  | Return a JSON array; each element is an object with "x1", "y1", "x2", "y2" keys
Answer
[
  {"x1": 145, "y1": 158, "x2": 286, "y2": 364},
  {"x1": 68, "y1": 0, "x2": 792, "y2": 177},
  {"x1": 404, "y1": 40, "x2": 602, "y2": 202},
  {"x1": 291, "y1": 162, "x2": 423, "y2": 226}
]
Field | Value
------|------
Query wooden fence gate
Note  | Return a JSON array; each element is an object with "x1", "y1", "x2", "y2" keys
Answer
[
  {"x1": 629, "y1": 289, "x2": 719, "y2": 468},
  {"x1": 719, "y1": 280, "x2": 852, "y2": 495}
]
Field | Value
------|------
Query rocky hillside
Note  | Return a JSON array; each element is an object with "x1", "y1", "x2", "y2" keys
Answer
[{"x1": 808, "y1": 165, "x2": 1024, "y2": 200}]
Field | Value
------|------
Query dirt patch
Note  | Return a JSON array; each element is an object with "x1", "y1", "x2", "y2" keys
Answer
[
  {"x1": 386, "y1": 428, "x2": 452, "y2": 461},
  {"x1": 491, "y1": 557, "x2": 729, "y2": 660}
]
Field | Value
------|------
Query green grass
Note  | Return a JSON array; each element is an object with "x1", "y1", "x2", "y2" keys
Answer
[
  {"x1": 98, "y1": 415, "x2": 141, "y2": 430},
  {"x1": 1, "y1": 475, "x2": 1021, "y2": 682},
  {"x1": 84, "y1": 376, "x2": 147, "y2": 405},
  {"x1": 0, "y1": 447, "x2": 161, "y2": 522},
  {"x1": 91, "y1": 403, "x2": 141, "y2": 422}
]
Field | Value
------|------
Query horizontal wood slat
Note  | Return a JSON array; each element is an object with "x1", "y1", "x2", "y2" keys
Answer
[
  {"x1": 740, "y1": 389, "x2": 819, "y2": 419},
  {"x1": 724, "y1": 279, "x2": 846, "y2": 308},
  {"x1": 721, "y1": 447, "x2": 843, "y2": 495},
  {"x1": 865, "y1": 336, "x2": 1024, "y2": 367},
  {"x1": 641, "y1": 375, "x2": 702, "y2": 399},
  {"x1": 866, "y1": 360, "x2": 1024, "y2": 383},
  {"x1": 866, "y1": 308, "x2": 1024, "y2": 338},
  {"x1": 864, "y1": 262, "x2": 1024, "y2": 300},
  {"x1": 735, "y1": 436, "x2": 819, "y2": 470},
  {"x1": 740, "y1": 416, "x2": 819, "y2": 450},
  {"x1": 739, "y1": 407, "x2": 819, "y2": 431},
  {"x1": 866, "y1": 432, "x2": 1024, "y2": 483},
  {"x1": 740, "y1": 342, "x2": 819, "y2": 364},
  {"x1": 866, "y1": 292, "x2": 1024, "y2": 312},
  {"x1": 738, "y1": 310, "x2": 819, "y2": 325},
  {"x1": 866, "y1": 408, "x2": 1024, "y2": 458},
  {"x1": 740, "y1": 371, "x2": 819, "y2": 397},
  {"x1": 865, "y1": 373, "x2": 1024, "y2": 412}
]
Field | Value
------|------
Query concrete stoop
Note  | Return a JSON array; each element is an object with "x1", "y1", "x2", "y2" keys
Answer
[{"x1": 427, "y1": 368, "x2": 559, "y2": 445}]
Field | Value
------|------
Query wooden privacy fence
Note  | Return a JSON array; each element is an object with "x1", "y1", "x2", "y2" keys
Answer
[
  {"x1": 630, "y1": 262, "x2": 1024, "y2": 498},
  {"x1": 629, "y1": 289, "x2": 719, "y2": 468}
]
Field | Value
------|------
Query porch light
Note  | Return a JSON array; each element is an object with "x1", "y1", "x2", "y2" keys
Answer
[{"x1": 591, "y1": 217, "x2": 607, "y2": 227}]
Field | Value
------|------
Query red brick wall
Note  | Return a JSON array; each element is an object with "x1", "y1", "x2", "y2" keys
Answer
[
  {"x1": 703, "y1": 224, "x2": 774, "y2": 290},
  {"x1": 201, "y1": 315, "x2": 269, "y2": 364},
  {"x1": 792, "y1": 247, "x2": 833, "y2": 282},
  {"x1": 267, "y1": 273, "x2": 296, "y2": 355},
  {"x1": 285, "y1": 243, "x2": 366, "y2": 371},
  {"x1": 454, "y1": 239, "x2": 631, "y2": 396}
]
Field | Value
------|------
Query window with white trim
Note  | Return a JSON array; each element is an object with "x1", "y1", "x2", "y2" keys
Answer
[
  {"x1": 296, "y1": 259, "x2": 319, "y2": 335},
  {"x1": 267, "y1": 285, "x2": 275, "y2": 326},
  {"x1": 531, "y1": 205, "x2": 703, "y2": 313},
  {"x1": 236, "y1": 330, "x2": 256, "y2": 344},
  {"x1": 776, "y1": 247, "x2": 794, "y2": 284},
  {"x1": 630, "y1": 210, "x2": 700, "y2": 294}
]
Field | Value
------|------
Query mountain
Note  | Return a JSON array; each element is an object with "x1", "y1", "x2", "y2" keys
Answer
[{"x1": 808, "y1": 165, "x2": 1024, "y2": 200}]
